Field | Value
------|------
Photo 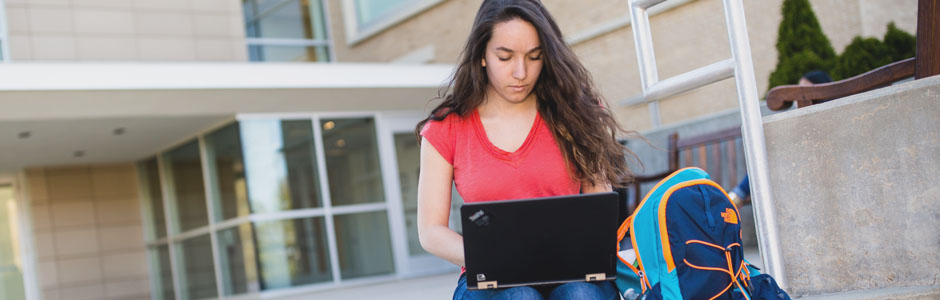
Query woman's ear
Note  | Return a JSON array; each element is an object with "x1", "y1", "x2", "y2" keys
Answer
[{"x1": 481, "y1": 58, "x2": 486, "y2": 68}]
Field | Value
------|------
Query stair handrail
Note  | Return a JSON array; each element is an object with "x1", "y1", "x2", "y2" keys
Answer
[{"x1": 625, "y1": 0, "x2": 787, "y2": 288}]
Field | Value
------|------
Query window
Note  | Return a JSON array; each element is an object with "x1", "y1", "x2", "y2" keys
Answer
[
  {"x1": 0, "y1": 0, "x2": 9, "y2": 62},
  {"x1": 341, "y1": 0, "x2": 444, "y2": 45},
  {"x1": 141, "y1": 114, "x2": 428, "y2": 298},
  {"x1": 243, "y1": 0, "x2": 333, "y2": 62},
  {"x1": 162, "y1": 140, "x2": 210, "y2": 233},
  {"x1": 139, "y1": 160, "x2": 175, "y2": 300},
  {"x1": 318, "y1": 117, "x2": 395, "y2": 279},
  {"x1": 393, "y1": 132, "x2": 463, "y2": 257},
  {"x1": 139, "y1": 158, "x2": 167, "y2": 239},
  {"x1": 0, "y1": 184, "x2": 26, "y2": 300},
  {"x1": 177, "y1": 235, "x2": 218, "y2": 300},
  {"x1": 204, "y1": 123, "x2": 250, "y2": 221},
  {"x1": 148, "y1": 245, "x2": 175, "y2": 300}
]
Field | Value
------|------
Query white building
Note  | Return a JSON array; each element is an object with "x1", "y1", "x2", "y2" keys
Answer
[{"x1": 0, "y1": 0, "x2": 917, "y2": 299}]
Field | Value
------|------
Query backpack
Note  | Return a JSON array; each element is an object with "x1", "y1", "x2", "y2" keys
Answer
[{"x1": 614, "y1": 167, "x2": 791, "y2": 300}]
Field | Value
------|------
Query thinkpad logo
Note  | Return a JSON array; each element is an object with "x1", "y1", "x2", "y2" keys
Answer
[{"x1": 469, "y1": 210, "x2": 484, "y2": 221}]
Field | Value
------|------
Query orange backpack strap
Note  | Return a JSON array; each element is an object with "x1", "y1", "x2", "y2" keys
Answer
[{"x1": 616, "y1": 215, "x2": 633, "y2": 252}]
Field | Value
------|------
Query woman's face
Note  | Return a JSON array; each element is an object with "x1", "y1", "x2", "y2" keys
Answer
[{"x1": 483, "y1": 18, "x2": 543, "y2": 104}]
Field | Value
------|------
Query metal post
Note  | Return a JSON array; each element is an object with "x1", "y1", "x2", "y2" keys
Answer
[{"x1": 722, "y1": 0, "x2": 787, "y2": 288}]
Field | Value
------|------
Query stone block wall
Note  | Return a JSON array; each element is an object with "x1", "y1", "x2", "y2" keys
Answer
[{"x1": 26, "y1": 164, "x2": 150, "y2": 300}]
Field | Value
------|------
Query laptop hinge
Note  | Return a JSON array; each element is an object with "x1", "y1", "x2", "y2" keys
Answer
[
  {"x1": 586, "y1": 273, "x2": 606, "y2": 281},
  {"x1": 477, "y1": 281, "x2": 498, "y2": 289}
]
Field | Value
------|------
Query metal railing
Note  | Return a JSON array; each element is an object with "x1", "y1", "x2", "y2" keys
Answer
[{"x1": 625, "y1": 0, "x2": 787, "y2": 288}]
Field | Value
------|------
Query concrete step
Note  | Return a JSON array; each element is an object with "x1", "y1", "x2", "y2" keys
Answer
[{"x1": 795, "y1": 285, "x2": 940, "y2": 300}]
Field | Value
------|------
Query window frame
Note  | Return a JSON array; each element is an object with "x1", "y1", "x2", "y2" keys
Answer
[
  {"x1": 242, "y1": 0, "x2": 336, "y2": 62},
  {"x1": 340, "y1": 0, "x2": 445, "y2": 46}
]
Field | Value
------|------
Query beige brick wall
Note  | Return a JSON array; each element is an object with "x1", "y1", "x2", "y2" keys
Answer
[
  {"x1": 327, "y1": 0, "x2": 917, "y2": 131},
  {"x1": 4, "y1": 0, "x2": 247, "y2": 61},
  {"x1": 326, "y1": 0, "x2": 631, "y2": 63},
  {"x1": 1, "y1": 0, "x2": 919, "y2": 127},
  {"x1": 858, "y1": 0, "x2": 917, "y2": 39},
  {"x1": 326, "y1": 0, "x2": 477, "y2": 63},
  {"x1": 541, "y1": 0, "x2": 630, "y2": 39},
  {"x1": 26, "y1": 164, "x2": 150, "y2": 300},
  {"x1": 813, "y1": 0, "x2": 918, "y2": 52}
]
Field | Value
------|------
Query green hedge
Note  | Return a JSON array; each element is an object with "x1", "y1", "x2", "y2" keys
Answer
[{"x1": 768, "y1": 0, "x2": 916, "y2": 91}]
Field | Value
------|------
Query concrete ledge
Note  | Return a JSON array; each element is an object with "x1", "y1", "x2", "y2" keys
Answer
[
  {"x1": 797, "y1": 285, "x2": 940, "y2": 300},
  {"x1": 763, "y1": 75, "x2": 940, "y2": 296}
]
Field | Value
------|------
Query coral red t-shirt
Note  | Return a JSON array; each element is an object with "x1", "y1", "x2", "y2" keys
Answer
[{"x1": 420, "y1": 109, "x2": 580, "y2": 203}]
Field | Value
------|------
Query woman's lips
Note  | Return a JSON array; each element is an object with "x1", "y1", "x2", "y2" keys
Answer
[{"x1": 509, "y1": 85, "x2": 526, "y2": 92}]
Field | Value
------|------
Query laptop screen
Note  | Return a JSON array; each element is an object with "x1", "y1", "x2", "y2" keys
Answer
[{"x1": 460, "y1": 192, "x2": 619, "y2": 289}]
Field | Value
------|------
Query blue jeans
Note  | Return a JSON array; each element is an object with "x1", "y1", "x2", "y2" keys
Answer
[{"x1": 453, "y1": 274, "x2": 619, "y2": 300}]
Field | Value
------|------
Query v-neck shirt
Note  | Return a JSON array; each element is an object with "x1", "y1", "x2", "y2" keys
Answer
[{"x1": 420, "y1": 109, "x2": 581, "y2": 203}]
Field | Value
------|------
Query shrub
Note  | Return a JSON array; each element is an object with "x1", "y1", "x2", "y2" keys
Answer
[
  {"x1": 883, "y1": 22, "x2": 916, "y2": 62},
  {"x1": 830, "y1": 22, "x2": 916, "y2": 80},
  {"x1": 831, "y1": 37, "x2": 893, "y2": 80}
]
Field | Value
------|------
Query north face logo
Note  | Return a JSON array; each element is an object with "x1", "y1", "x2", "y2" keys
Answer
[{"x1": 721, "y1": 208, "x2": 738, "y2": 224}]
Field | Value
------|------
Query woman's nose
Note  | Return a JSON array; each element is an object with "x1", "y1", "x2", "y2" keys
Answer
[{"x1": 512, "y1": 59, "x2": 527, "y2": 80}]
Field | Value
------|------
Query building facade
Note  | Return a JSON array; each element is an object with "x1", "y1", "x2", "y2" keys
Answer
[{"x1": 0, "y1": 0, "x2": 917, "y2": 299}]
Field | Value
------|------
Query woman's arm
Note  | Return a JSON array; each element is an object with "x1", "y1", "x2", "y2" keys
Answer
[{"x1": 417, "y1": 139, "x2": 466, "y2": 266}]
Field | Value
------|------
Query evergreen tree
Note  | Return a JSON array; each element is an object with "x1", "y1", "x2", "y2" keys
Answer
[{"x1": 768, "y1": 0, "x2": 836, "y2": 90}]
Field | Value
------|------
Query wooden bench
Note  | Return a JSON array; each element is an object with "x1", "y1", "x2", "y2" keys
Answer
[
  {"x1": 619, "y1": 126, "x2": 746, "y2": 218},
  {"x1": 766, "y1": 0, "x2": 938, "y2": 110}
]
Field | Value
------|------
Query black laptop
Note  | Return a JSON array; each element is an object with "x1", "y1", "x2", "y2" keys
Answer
[{"x1": 460, "y1": 192, "x2": 619, "y2": 290}]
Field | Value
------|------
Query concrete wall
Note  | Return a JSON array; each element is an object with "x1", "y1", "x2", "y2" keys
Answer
[
  {"x1": 762, "y1": 76, "x2": 940, "y2": 296},
  {"x1": 26, "y1": 164, "x2": 149, "y2": 300},
  {"x1": 3, "y1": 0, "x2": 246, "y2": 61}
]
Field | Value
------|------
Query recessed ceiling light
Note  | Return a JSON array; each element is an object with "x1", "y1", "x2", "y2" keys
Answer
[
  {"x1": 18, "y1": 131, "x2": 31, "y2": 139},
  {"x1": 74, "y1": 150, "x2": 85, "y2": 158},
  {"x1": 113, "y1": 127, "x2": 126, "y2": 135}
]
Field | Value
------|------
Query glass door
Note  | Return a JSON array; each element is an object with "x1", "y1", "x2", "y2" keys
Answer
[
  {"x1": 0, "y1": 180, "x2": 27, "y2": 300},
  {"x1": 379, "y1": 113, "x2": 462, "y2": 277}
]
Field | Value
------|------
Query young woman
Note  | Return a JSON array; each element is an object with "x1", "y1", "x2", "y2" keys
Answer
[{"x1": 415, "y1": 1, "x2": 636, "y2": 299}]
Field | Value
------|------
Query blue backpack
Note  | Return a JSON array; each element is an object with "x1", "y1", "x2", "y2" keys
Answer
[{"x1": 614, "y1": 168, "x2": 790, "y2": 300}]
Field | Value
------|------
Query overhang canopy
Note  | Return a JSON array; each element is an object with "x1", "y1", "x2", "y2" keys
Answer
[{"x1": 0, "y1": 63, "x2": 454, "y2": 172}]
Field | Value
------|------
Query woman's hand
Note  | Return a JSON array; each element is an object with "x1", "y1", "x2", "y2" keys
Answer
[{"x1": 417, "y1": 139, "x2": 466, "y2": 266}]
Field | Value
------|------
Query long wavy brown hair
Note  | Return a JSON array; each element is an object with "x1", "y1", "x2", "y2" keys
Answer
[{"x1": 415, "y1": 0, "x2": 638, "y2": 188}]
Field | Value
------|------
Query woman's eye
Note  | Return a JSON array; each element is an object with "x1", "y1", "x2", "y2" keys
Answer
[
  {"x1": 529, "y1": 55, "x2": 542, "y2": 60},
  {"x1": 498, "y1": 57, "x2": 511, "y2": 61}
]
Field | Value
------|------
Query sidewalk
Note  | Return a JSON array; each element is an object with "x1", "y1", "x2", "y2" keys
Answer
[{"x1": 296, "y1": 273, "x2": 458, "y2": 300}]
